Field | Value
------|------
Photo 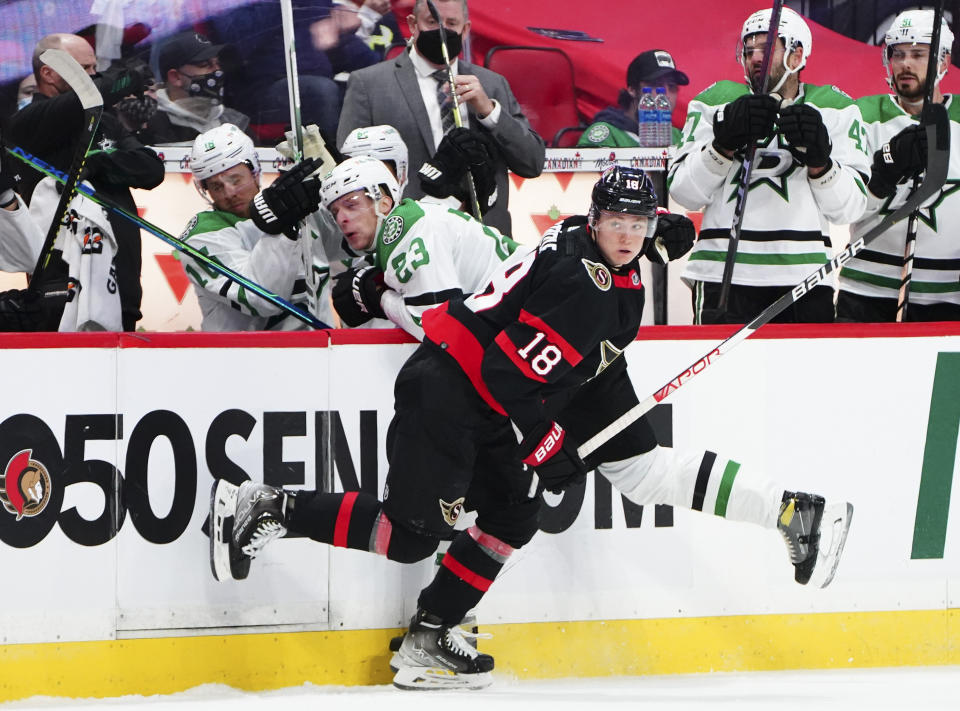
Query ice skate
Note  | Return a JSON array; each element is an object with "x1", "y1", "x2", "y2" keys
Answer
[
  {"x1": 778, "y1": 491, "x2": 853, "y2": 588},
  {"x1": 209, "y1": 479, "x2": 250, "y2": 581},
  {"x1": 389, "y1": 610, "x2": 481, "y2": 673},
  {"x1": 392, "y1": 610, "x2": 494, "y2": 690},
  {"x1": 232, "y1": 480, "x2": 288, "y2": 558}
]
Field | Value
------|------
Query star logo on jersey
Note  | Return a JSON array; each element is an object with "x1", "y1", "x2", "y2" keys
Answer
[
  {"x1": 726, "y1": 134, "x2": 799, "y2": 204},
  {"x1": 381, "y1": 215, "x2": 404, "y2": 245},
  {"x1": 877, "y1": 178, "x2": 960, "y2": 232},
  {"x1": 96, "y1": 136, "x2": 116, "y2": 152},
  {"x1": 596, "y1": 340, "x2": 624, "y2": 377},
  {"x1": 581, "y1": 259, "x2": 612, "y2": 291}
]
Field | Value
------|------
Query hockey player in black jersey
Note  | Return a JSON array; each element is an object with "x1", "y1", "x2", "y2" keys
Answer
[{"x1": 209, "y1": 166, "x2": 851, "y2": 690}]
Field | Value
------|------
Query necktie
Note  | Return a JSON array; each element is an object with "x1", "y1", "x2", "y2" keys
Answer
[{"x1": 431, "y1": 68, "x2": 455, "y2": 135}]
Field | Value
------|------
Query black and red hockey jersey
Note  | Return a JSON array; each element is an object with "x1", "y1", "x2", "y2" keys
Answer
[{"x1": 421, "y1": 215, "x2": 645, "y2": 436}]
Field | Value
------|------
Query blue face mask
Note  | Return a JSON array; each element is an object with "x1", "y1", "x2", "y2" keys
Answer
[{"x1": 16, "y1": 96, "x2": 32, "y2": 111}]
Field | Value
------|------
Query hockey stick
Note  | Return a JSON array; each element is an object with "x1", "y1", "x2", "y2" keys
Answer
[
  {"x1": 896, "y1": 0, "x2": 945, "y2": 322},
  {"x1": 29, "y1": 49, "x2": 104, "y2": 286},
  {"x1": 578, "y1": 102, "x2": 950, "y2": 460},
  {"x1": 717, "y1": 0, "x2": 783, "y2": 311},
  {"x1": 280, "y1": 0, "x2": 304, "y2": 164},
  {"x1": 7, "y1": 144, "x2": 332, "y2": 330},
  {"x1": 425, "y1": 0, "x2": 483, "y2": 219}
]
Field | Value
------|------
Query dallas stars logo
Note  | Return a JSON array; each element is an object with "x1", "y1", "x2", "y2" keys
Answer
[
  {"x1": 878, "y1": 178, "x2": 960, "y2": 231},
  {"x1": 726, "y1": 134, "x2": 800, "y2": 203}
]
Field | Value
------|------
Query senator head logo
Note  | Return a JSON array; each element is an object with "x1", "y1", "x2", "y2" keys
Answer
[{"x1": 0, "y1": 449, "x2": 52, "y2": 521}]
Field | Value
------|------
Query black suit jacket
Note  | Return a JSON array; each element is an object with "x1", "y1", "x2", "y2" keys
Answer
[{"x1": 336, "y1": 50, "x2": 545, "y2": 236}]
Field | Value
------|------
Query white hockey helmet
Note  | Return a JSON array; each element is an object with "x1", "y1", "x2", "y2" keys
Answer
[
  {"x1": 189, "y1": 123, "x2": 260, "y2": 202},
  {"x1": 339, "y1": 125, "x2": 409, "y2": 196},
  {"x1": 320, "y1": 155, "x2": 401, "y2": 211},
  {"x1": 738, "y1": 6, "x2": 812, "y2": 93},
  {"x1": 883, "y1": 9, "x2": 954, "y2": 89}
]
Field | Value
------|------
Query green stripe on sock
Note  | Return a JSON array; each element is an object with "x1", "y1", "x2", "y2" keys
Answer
[{"x1": 714, "y1": 460, "x2": 741, "y2": 517}]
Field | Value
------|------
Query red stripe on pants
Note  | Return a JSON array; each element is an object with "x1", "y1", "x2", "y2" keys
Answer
[{"x1": 334, "y1": 491, "x2": 359, "y2": 548}]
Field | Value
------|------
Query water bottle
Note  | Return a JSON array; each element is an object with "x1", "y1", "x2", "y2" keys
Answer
[
  {"x1": 655, "y1": 87, "x2": 673, "y2": 146},
  {"x1": 638, "y1": 87, "x2": 657, "y2": 147}
]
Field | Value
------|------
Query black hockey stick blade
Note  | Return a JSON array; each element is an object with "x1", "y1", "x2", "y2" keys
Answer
[
  {"x1": 7, "y1": 144, "x2": 332, "y2": 330},
  {"x1": 717, "y1": 0, "x2": 784, "y2": 311},
  {"x1": 578, "y1": 103, "x2": 950, "y2": 460},
  {"x1": 30, "y1": 49, "x2": 104, "y2": 285}
]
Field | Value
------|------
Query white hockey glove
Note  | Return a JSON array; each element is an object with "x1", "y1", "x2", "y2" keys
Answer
[{"x1": 276, "y1": 124, "x2": 338, "y2": 177}]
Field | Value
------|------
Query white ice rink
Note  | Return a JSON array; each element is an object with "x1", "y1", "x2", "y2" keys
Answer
[{"x1": 4, "y1": 667, "x2": 960, "y2": 711}]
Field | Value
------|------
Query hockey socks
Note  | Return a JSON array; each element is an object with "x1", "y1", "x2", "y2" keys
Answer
[
  {"x1": 285, "y1": 490, "x2": 382, "y2": 549},
  {"x1": 419, "y1": 526, "x2": 514, "y2": 625}
]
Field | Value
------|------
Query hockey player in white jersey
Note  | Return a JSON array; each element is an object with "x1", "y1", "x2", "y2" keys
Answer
[
  {"x1": 838, "y1": 9, "x2": 960, "y2": 321},
  {"x1": 670, "y1": 6, "x2": 871, "y2": 323},
  {"x1": 182, "y1": 123, "x2": 324, "y2": 331}
]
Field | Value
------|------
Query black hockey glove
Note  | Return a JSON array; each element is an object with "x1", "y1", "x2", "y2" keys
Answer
[
  {"x1": 712, "y1": 93, "x2": 779, "y2": 154},
  {"x1": 644, "y1": 212, "x2": 696, "y2": 266},
  {"x1": 777, "y1": 103, "x2": 832, "y2": 169},
  {"x1": 419, "y1": 127, "x2": 498, "y2": 214},
  {"x1": 249, "y1": 157, "x2": 322, "y2": 239},
  {"x1": 867, "y1": 124, "x2": 928, "y2": 198},
  {"x1": 93, "y1": 62, "x2": 147, "y2": 108},
  {"x1": 518, "y1": 421, "x2": 588, "y2": 495},
  {"x1": 331, "y1": 265, "x2": 387, "y2": 326}
]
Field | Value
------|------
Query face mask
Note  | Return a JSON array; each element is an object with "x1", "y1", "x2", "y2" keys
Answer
[
  {"x1": 116, "y1": 95, "x2": 158, "y2": 125},
  {"x1": 184, "y1": 70, "x2": 225, "y2": 101},
  {"x1": 415, "y1": 28, "x2": 463, "y2": 65},
  {"x1": 16, "y1": 96, "x2": 32, "y2": 111}
]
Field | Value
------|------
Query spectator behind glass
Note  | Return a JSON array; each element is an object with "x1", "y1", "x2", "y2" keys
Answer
[
  {"x1": 7, "y1": 32, "x2": 165, "y2": 331},
  {"x1": 329, "y1": 0, "x2": 404, "y2": 62},
  {"x1": 210, "y1": 0, "x2": 381, "y2": 144},
  {"x1": 16, "y1": 75, "x2": 37, "y2": 112},
  {"x1": 140, "y1": 31, "x2": 251, "y2": 145},
  {"x1": 337, "y1": 0, "x2": 545, "y2": 237},
  {"x1": 578, "y1": 49, "x2": 690, "y2": 149}
]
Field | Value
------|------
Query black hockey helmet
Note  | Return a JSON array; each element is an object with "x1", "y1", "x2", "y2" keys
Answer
[{"x1": 589, "y1": 165, "x2": 658, "y2": 224}]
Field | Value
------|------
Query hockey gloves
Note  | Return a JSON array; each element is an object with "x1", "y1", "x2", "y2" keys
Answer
[
  {"x1": 777, "y1": 103, "x2": 832, "y2": 170},
  {"x1": 712, "y1": 93, "x2": 779, "y2": 154},
  {"x1": 332, "y1": 265, "x2": 387, "y2": 326},
  {"x1": 644, "y1": 212, "x2": 696, "y2": 266},
  {"x1": 250, "y1": 157, "x2": 323, "y2": 239},
  {"x1": 419, "y1": 127, "x2": 498, "y2": 215},
  {"x1": 518, "y1": 421, "x2": 588, "y2": 495},
  {"x1": 867, "y1": 124, "x2": 928, "y2": 198}
]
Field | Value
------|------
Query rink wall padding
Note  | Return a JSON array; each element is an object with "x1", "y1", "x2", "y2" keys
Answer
[{"x1": 0, "y1": 324, "x2": 958, "y2": 701}]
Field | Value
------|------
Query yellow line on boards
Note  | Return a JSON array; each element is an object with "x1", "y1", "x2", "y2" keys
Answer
[{"x1": 1, "y1": 609, "x2": 957, "y2": 703}]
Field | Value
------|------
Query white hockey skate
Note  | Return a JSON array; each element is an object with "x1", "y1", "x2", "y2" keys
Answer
[
  {"x1": 392, "y1": 610, "x2": 494, "y2": 691},
  {"x1": 778, "y1": 491, "x2": 853, "y2": 589}
]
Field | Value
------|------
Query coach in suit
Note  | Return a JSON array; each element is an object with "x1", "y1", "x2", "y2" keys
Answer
[{"x1": 336, "y1": 0, "x2": 545, "y2": 236}]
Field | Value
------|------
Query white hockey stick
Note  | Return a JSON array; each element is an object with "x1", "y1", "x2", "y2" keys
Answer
[{"x1": 578, "y1": 104, "x2": 951, "y2": 460}]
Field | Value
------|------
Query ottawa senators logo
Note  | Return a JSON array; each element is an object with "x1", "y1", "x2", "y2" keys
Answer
[
  {"x1": 581, "y1": 259, "x2": 612, "y2": 291},
  {"x1": 0, "y1": 449, "x2": 52, "y2": 521},
  {"x1": 439, "y1": 496, "x2": 465, "y2": 526}
]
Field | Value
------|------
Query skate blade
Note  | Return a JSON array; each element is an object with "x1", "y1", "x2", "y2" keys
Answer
[
  {"x1": 392, "y1": 666, "x2": 492, "y2": 691},
  {"x1": 809, "y1": 501, "x2": 853, "y2": 589},
  {"x1": 210, "y1": 479, "x2": 240, "y2": 582}
]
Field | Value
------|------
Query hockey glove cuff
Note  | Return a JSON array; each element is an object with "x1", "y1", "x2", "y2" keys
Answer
[
  {"x1": 777, "y1": 103, "x2": 832, "y2": 168},
  {"x1": 713, "y1": 93, "x2": 779, "y2": 153},
  {"x1": 518, "y1": 421, "x2": 587, "y2": 494},
  {"x1": 645, "y1": 211, "x2": 696, "y2": 265},
  {"x1": 331, "y1": 265, "x2": 386, "y2": 326},
  {"x1": 250, "y1": 157, "x2": 323, "y2": 238}
]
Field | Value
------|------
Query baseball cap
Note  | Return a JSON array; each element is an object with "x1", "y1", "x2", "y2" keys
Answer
[
  {"x1": 158, "y1": 31, "x2": 222, "y2": 77},
  {"x1": 626, "y1": 49, "x2": 689, "y2": 87}
]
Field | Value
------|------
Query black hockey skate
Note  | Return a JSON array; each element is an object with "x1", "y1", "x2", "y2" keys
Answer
[
  {"x1": 389, "y1": 610, "x2": 480, "y2": 673},
  {"x1": 392, "y1": 610, "x2": 494, "y2": 690},
  {"x1": 778, "y1": 491, "x2": 853, "y2": 588},
  {"x1": 209, "y1": 479, "x2": 288, "y2": 582}
]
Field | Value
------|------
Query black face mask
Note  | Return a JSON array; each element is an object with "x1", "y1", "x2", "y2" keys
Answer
[
  {"x1": 184, "y1": 70, "x2": 225, "y2": 101},
  {"x1": 415, "y1": 28, "x2": 463, "y2": 65}
]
